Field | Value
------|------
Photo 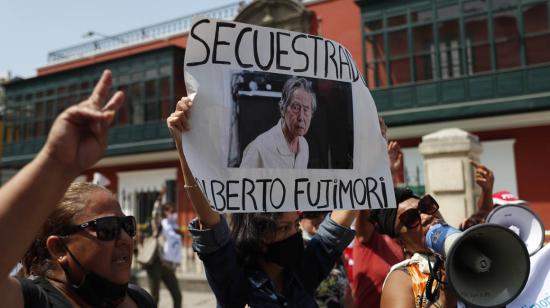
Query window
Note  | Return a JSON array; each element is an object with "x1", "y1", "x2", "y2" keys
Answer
[
  {"x1": 22, "y1": 104, "x2": 34, "y2": 140},
  {"x1": 34, "y1": 102, "x2": 45, "y2": 138},
  {"x1": 144, "y1": 79, "x2": 159, "y2": 122},
  {"x1": 465, "y1": 14, "x2": 491, "y2": 73},
  {"x1": 493, "y1": 0, "x2": 516, "y2": 10},
  {"x1": 493, "y1": 10, "x2": 521, "y2": 69},
  {"x1": 366, "y1": 19, "x2": 382, "y2": 32},
  {"x1": 160, "y1": 77, "x2": 172, "y2": 119},
  {"x1": 388, "y1": 14, "x2": 406, "y2": 28},
  {"x1": 130, "y1": 82, "x2": 144, "y2": 125},
  {"x1": 388, "y1": 30, "x2": 411, "y2": 84},
  {"x1": 45, "y1": 99, "x2": 55, "y2": 135},
  {"x1": 366, "y1": 34, "x2": 388, "y2": 88},
  {"x1": 411, "y1": 9, "x2": 432, "y2": 23},
  {"x1": 437, "y1": 4, "x2": 459, "y2": 19},
  {"x1": 463, "y1": 0, "x2": 486, "y2": 14},
  {"x1": 413, "y1": 25, "x2": 435, "y2": 81},
  {"x1": 523, "y1": 2, "x2": 550, "y2": 65},
  {"x1": 438, "y1": 19, "x2": 464, "y2": 79}
]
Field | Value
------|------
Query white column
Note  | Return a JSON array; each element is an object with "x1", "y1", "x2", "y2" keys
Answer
[{"x1": 418, "y1": 128, "x2": 481, "y2": 227}]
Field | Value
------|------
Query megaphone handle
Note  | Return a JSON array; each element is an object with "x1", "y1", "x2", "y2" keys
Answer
[{"x1": 424, "y1": 257, "x2": 443, "y2": 305}]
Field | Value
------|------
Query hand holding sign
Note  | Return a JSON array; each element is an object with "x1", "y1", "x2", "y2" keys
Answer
[
  {"x1": 167, "y1": 96, "x2": 220, "y2": 227},
  {"x1": 167, "y1": 96, "x2": 193, "y2": 143}
]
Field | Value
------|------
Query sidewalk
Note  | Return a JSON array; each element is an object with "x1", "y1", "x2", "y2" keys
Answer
[{"x1": 142, "y1": 286, "x2": 216, "y2": 308}]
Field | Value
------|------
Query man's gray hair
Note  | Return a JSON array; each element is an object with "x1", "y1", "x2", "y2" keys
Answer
[{"x1": 279, "y1": 77, "x2": 317, "y2": 115}]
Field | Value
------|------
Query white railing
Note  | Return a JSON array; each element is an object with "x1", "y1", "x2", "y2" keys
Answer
[{"x1": 47, "y1": 1, "x2": 245, "y2": 64}]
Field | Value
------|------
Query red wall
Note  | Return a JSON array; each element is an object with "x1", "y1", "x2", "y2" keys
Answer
[
  {"x1": 307, "y1": 0, "x2": 364, "y2": 75},
  {"x1": 477, "y1": 125, "x2": 550, "y2": 226}
]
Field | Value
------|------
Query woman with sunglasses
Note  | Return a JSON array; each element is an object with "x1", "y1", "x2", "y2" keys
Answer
[
  {"x1": 369, "y1": 187, "x2": 458, "y2": 308},
  {"x1": 0, "y1": 70, "x2": 155, "y2": 307},
  {"x1": 167, "y1": 97, "x2": 357, "y2": 307}
]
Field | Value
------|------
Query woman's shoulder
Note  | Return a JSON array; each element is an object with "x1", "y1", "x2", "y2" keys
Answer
[
  {"x1": 16, "y1": 277, "x2": 72, "y2": 308},
  {"x1": 381, "y1": 270, "x2": 415, "y2": 308},
  {"x1": 127, "y1": 284, "x2": 156, "y2": 308}
]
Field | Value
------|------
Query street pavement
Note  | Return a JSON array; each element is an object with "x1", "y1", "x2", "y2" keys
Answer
[{"x1": 141, "y1": 286, "x2": 216, "y2": 308}]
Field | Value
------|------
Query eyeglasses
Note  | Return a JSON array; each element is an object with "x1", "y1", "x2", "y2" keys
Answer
[
  {"x1": 59, "y1": 216, "x2": 136, "y2": 241},
  {"x1": 398, "y1": 195, "x2": 439, "y2": 229}
]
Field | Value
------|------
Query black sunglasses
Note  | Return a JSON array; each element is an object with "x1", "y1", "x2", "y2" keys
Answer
[
  {"x1": 59, "y1": 216, "x2": 136, "y2": 241},
  {"x1": 398, "y1": 195, "x2": 439, "y2": 229}
]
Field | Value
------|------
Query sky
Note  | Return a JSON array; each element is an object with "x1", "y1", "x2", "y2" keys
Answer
[{"x1": 0, "y1": 0, "x2": 241, "y2": 79}]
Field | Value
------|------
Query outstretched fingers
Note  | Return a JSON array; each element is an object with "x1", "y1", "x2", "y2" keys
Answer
[
  {"x1": 102, "y1": 91, "x2": 125, "y2": 113},
  {"x1": 87, "y1": 70, "x2": 113, "y2": 109},
  {"x1": 65, "y1": 106, "x2": 113, "y2": 129}
]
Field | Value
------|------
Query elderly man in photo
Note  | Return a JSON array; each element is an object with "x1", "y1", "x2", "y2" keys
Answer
[{"x1": 240, "y1": 77, "x2": 317, "y2": 169}]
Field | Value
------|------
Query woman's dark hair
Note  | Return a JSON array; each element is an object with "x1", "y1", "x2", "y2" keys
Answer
[
  {"x1": 229, "y1": 212, "x2": 281, "y2": 269},
  {"x1": 369, "y1": 187, "x2": 418, "y2": 238},
  {"x1": 22, "y1": 182, "x2": 110, "y2": 277},
  {"x1": 460, "y1": 211, "x2": 489, "y2": 231}
]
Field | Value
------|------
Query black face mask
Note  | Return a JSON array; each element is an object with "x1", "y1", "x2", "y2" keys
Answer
[
  {"x1": 61, "y1": 246, "x2": 128, "y2": 308},
  {"x1": 264, "y1": 231, "x2": 304, "y2": 271}
]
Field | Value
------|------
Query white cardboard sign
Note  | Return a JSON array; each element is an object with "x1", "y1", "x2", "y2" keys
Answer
[{"x1": 182, "y1": 17, "x2": 395, "y2": 213}]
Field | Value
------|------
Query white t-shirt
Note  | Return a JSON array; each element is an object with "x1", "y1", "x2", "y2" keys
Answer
[
  {"x1": 240, "y1": 119, "x2": 309, "y2": 169},
  {"x1": 161, "y1": 216, "x2": 182, "y2": 264}
]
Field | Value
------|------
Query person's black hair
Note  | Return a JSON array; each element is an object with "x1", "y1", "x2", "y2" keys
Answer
[
  {"x1": 369, "y1": 187, "x2": 419, "y2": 238},
  {"x1": 229, "y1": 213, "x2": 281, "y2": 269},
  {"x1": 460, "y1": 211, "x2": 489, "y2": 231}
]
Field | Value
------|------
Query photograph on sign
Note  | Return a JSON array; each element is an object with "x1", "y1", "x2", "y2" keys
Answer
[{"x1": 227, "y1": 70, "x2": 354, "y2": 170}]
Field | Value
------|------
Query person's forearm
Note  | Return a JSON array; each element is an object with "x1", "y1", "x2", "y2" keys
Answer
[
  {"x1": 355, "y1": 210, "x2": 375, "y2": 243},
  {"x1": 477, "y1": 188, "x2": 494, "y2": 212},
  {"x1": 330, "y1": 210, "x2": 358, "y2": 228},
  {"x1": 0, "y1": 150, "x2": 78, "y2": 277},
  {"x1": 175, "y1": 138, "x2": 220, "y2": 227}
]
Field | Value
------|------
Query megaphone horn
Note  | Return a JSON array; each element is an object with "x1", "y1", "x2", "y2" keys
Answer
[
  {"x1": 426, "y1": 223, "x2": 530, "y2": 308},
  {"x1": 486, "y1": 203, "x2": 545, "y2": 256}
]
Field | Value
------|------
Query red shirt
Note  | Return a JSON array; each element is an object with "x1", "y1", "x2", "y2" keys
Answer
[{"x1": 352, "y1": 231, "x2": 404, "y2": 308}]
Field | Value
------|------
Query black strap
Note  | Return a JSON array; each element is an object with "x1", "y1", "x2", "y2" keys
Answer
[
  {"x1": 128, "y1": 284, "x2": 157, "y2": 308},
  {"x1": 425, "y1": 257, "x2": 443, "y2": 304}
]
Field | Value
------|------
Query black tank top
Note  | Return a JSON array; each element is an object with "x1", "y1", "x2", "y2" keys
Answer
[{"x1": 17, "y1": 277, "x2": 156, "y2": 308}]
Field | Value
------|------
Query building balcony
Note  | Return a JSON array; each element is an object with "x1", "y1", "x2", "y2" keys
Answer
[
  {"x1": 1, "y1": 121, "x2": 173, "y2": 167},
  {"x1": 375, "y1": 64, "x2": 550, "y2": 126}
]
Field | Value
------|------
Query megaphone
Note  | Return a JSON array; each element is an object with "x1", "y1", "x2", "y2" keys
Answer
[
  {"x1": 426, "y1": 223, "x2": 530, "y2": 307},
  {"x1": 486, "y1": 204, "x2": 545, "y2": 256}
]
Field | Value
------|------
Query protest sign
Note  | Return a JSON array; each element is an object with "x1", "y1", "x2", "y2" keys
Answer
[
  {"x1": 182, "y1": 17, "x2": 394, "y2": 213},
  {"x1": 508, "y1": 243, "x2": 550, "y2": 308}
]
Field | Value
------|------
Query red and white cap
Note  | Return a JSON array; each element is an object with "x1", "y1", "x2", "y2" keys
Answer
[{"x1": 492, "y1": 190, "x2": 526, "y2": 206}]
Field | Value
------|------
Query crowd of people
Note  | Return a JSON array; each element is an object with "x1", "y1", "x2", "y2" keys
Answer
[{"x1": 0, "y1": 70, "x2": 539, "y2": 308}]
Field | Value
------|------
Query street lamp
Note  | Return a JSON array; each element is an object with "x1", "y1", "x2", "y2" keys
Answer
[{"x1": 82, "y1": 31, "x2": 126, "y2": 43}]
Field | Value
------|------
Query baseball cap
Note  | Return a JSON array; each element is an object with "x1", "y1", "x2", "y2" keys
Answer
[{"x1": 492, "y1": 190, "x2": 526, "y2": 206}]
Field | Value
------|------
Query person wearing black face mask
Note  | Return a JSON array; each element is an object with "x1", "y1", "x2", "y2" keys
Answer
[
  {"x1": 167, "y1": 97, "x2": 358, "y2": 308},
  {"x1": 0, "y1": 70, "x2": 155, "y2": 308},
  {"x1": 58, "y1": 241, "x2": 130, "y2": 308}
]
